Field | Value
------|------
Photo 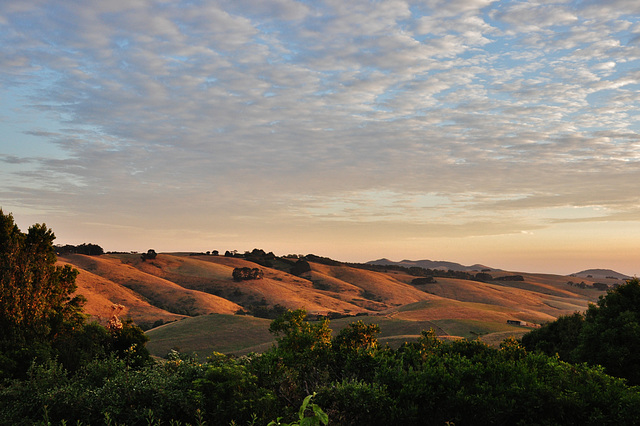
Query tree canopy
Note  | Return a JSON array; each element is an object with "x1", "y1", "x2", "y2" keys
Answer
[
  {"x1": 576, "y1": 277, "x2": 640, "y2": 384},
  {"x1": 522, "y1": 277, "x2": 640, "y2": 385},
  {"x1": 0, "y1": 210, "x2": 150, "y2": 378},
  {"x1": 0, "y1": 210, "x2": 84, "y2": 348}
]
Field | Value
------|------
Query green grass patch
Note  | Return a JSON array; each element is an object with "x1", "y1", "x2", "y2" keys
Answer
[
  {"x1": 432, "y1": 318, "x2": 522, "y2": 340},
  {"x1": 328, "y1": 316, "x2": 443, "y2": 340},
  {"x1": 145, "y1": 313, "x2": 522, "y2": 359},
  {"x1": 146, "y1": 314, "x2": 274, "y2": 358}
]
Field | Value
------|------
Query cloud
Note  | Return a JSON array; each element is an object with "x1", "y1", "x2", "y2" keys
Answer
[
  {"x1": 421, "y1": 0, "x2": 498, "y2": 18},
  {"x1": 492, "y1": 2, "x2": 578, "y2": 33},
  {"x1": 0, "y1": 0, "x2": 639, "y2": 259},
  {"x1": 1, "y1": 155, "x2": 33, "y2": 165}
]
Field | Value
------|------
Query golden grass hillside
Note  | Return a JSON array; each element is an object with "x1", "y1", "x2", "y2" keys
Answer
[
  {"x1": 60, "y1": 254, "x2": 242, "y2": 324},
  {"x1": 60, "y1": 252, "x2": 610, "y2": 355},
  {"x1": 59, "y1": 260, "x2": 187, "y2": 327}
]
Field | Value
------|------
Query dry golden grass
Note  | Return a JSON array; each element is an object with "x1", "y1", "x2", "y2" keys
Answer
[
  {"x1": 415, "y1": 277, "x2": 590, "y2": 320},
  {"x1": 388, "y1": 271, "x2": 603, "y2": 333},
  {"x1": 392, "y1": 299, "x2": 520, "y2": 322},
  {"x1": 129, "y1": 254, "x2": 346, "y2": 313},
  {"x1": 309, "y1": 263, "x2": 434, "y2": 309},
  {"x1": 61, "y1": 260, "x2": 187, "y2": 326},
  {"x1": 59, "y1": 252, "x2": 609, "y2": 351},
  {"x1": 60, "y1": 254, "x2": 242, "y2": 317}
]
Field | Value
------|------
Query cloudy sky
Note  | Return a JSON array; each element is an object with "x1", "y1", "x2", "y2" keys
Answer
[{"x1": 2, "y1": 0, "x2": 640, "y2": 275}]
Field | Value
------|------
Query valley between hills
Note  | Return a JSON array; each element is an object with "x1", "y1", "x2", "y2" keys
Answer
[{"x1": 58, "y1": 252, "x2": 619, "y2": 358}]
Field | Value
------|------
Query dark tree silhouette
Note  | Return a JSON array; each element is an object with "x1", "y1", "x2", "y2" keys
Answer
[
  {"x1": 141, "y1": 249, "x2": 157, "y2": 261},
  {"x1": 232, "y1": 267, "x2": 264, "y2": 281}
]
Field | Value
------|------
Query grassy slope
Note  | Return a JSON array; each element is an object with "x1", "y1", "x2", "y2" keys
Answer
[
  {"x1": 61, "y1": 252, "x2": 607, "y2": 356},
  {"x1": 61, "y1": 254, "x2": 242, "y2": 317},
  {"x1": 146, "y1": 314, "x2": 275, "y2": 357},
  {"x1": 145, "y1": 313, "x2": 450, "y2": 358},
  {"x1": 144, "y1": 312, "x2": 528, "y2": 358},
  {"x1": 60, "y1": 260, "x2": 187, "y2": 327},
  {"x1": 309, "y1": 263, "x2": 434, "y2": 311},
  {"x1": 135, "y1": 255, "x2": 369, "y2": 314}
]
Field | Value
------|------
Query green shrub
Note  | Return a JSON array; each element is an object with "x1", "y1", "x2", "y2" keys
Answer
[
  {"x1": 193, "y1": 354, "x2": 276, "y2": 425},
  {"x1": 316, "y1": 380, "x2": 392, "y2": 426}
]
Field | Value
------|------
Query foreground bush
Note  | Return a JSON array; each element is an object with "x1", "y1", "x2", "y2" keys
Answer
[
  {"x1": 0, "y1": 351, "x2": 278, "y2": 426},
  {"x1": 3, "y1": 325, "x2": 640, "y2": 425}
]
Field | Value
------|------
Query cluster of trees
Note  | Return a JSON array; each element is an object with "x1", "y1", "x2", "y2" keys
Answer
[
  {"x1": 54, "y1": 243, "x2": 104, "y2": 256},
  {"x1": 353, "y1": 261, "x2": 498, "y2": 282},
  {"x1": 567, "y1": 280, "x2": 588, "y2": 288},
  {"x1": 567, "y1": 280, "x2": 609, "y2": 290},
  {"x1": 237, "y1": 303, "x2": 289, "y2": 319},
  {"x1": 221, "y1": 249, "x2": 314, "y2": 278},
  {"x1": 232, "y1": 267, "x2": 265, "y2": 281},
  {"x1": 189, "y1": 250, "x2": 220, "y2": 256},
  {"x1": 592, "y1": 282, "x2": 609, "y2": 290},
  {"x1": 494, "y1": 274, "x2": 525, "y2": 281}
]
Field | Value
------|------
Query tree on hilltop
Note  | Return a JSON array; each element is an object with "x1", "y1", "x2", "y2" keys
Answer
[{"x1": 141, "y1": 249, "x2": 157, "y2": 261}]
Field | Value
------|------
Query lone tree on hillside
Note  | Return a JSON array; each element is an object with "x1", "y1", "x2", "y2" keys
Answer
[
  {"x1": 141, "y1": 249, "x2": 157, "y2": 261},
  {"x1": 291, "y1": 259, "x2": 311, "y2": 276}
]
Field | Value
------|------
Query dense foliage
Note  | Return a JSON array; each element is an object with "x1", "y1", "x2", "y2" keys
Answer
[
  {"x1": 2, "y1": 308, "x2": 640, "y2": 425},
  {"x1": 0, "y1": 210, "x2": 150, "y2": 379},
  {"x1": 522, "y1": 277, "x2": 640, "y2": 385},
  {"x1": 1, "y1": 210, "x2": 83, "y2": 377}
]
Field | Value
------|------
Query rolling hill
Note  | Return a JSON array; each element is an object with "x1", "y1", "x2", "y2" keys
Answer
[
  {"x1": 58, "y1": 252, "x2": 616, "y2": 358},
  {"x1": 571, "y1": 268, "x2": 631, "y2": 280}
]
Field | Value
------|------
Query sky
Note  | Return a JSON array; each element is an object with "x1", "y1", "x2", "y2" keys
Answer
[{"x1": 1, "y1": 0, "x2": 640, "y2": 276}]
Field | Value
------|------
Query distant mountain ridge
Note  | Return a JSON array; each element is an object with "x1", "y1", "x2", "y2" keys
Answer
[
  {"x1": 571, "y1": 269, "x2": 631, "y2": 280},
  {"x1": 367, "y1": 258, "x2": 494, "y2": 272}
]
